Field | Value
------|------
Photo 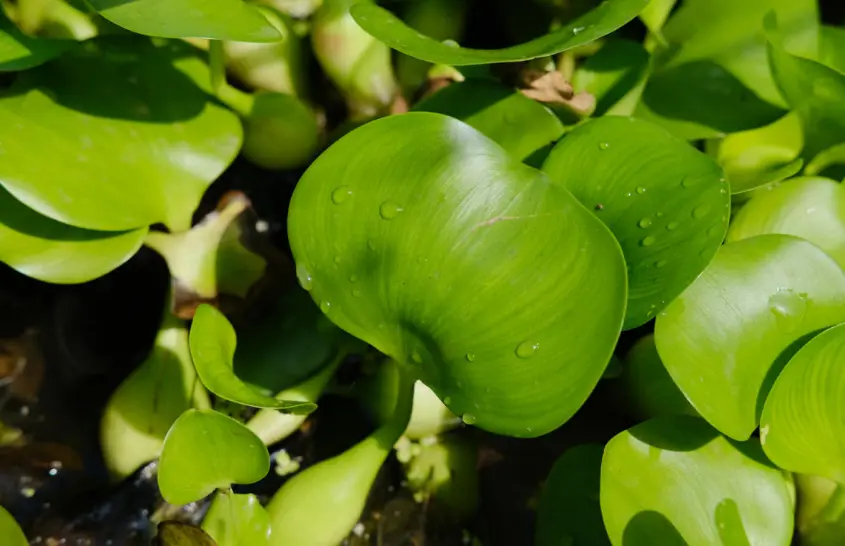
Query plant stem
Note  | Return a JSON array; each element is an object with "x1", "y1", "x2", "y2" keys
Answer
[
  {"x1": 216, "y1": 82, "x2": 256, "y2": 119},
  {"x1": 209, "y1": 40, "x2": 226, "y2": 96}
]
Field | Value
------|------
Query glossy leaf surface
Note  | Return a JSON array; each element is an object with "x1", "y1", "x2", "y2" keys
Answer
[
  {"x1": 0, "y1": 185, "x2": 147, "y2": 284},
  {"x1": 543, "y1": 116, "x2": 729, "y2": 329},
  {"x1": 288, "y1": 112, "x2": 626, "y2": 438},
  {"x1": 158, "y1": 409, "x2": 270, "y2": 505},
  {"x1": 0, "y1": 506, "x2": 26, "y2": 546},
  {"x1": 601, "y1": 415, "x2": 794, "y2": 546},
  {"x1": 349, "y1": 0, "x2": 648, "y2": 65},
  {"x1": 535, "y1": 444, "x2": 609, "y2": 546},
  {"x1": 412, "y1": 80, "x2": 564, "y2": 161},
  {"x1": 0, "y1": 11, "x2": 69, "y2": 71},
  {"x1": 655, "y1": 235, "x2": 845, "y2": 440},
  {"x1": 760, "y1": 322, "x2": 845, "y2": 482},
  {"x1": 0, "y1": 37, "x2": 242, "y2": 232},
  {"x1": 190, "y1": 304, "x2": 317, "y2": 412},
  {"x1": 727, "y1": 177, "x2": 845, "y2": 269},
  {"x1": 202, "y1": 492, "x2": 271, "y2": 546},
  {"x1": 89, "y1": 0, "x2": 280, "y2": 42}
]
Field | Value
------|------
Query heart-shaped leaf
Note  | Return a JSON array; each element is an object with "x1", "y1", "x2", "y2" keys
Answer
[
  {"x1": 543, "y1": 116, "x2": 730, "y2": 329},
  {"x1": 202, "y1": 491, "x2": 271, "y2": 546},
  {"x1": 601, "y1": 415, "x2": 794, "y2": 546},
  {"x1": 88, "y1": 0, "x2": 280, "y2": 42},
  {"x1": 0, "y1": 506, "x2": 26, "y2": 546},
  {"x1": 654, "y1": 234, "x2": 845, "y2": 440},
  {"x1": 535, "y1": 444, "x2": 610, "y2": 546},
  {"x1": 412, "y1": 79, "x2": 564, "y2": 161},
  {"x1": 571, "y1": 39, "x2": 651, "y2": 117},
  {"x1": 767, "y1": 18, "x2": 845, "y2": 161},
  {"x1": 288, "y1": 112, "x2": 626, "y2": 438},
  {"x1": 349, "y1": 0, "x2": 648, "y2": 66},
  {"x1": 727, "y1": 177, "x2": 845, "y2": 269},
  {"x1": 158, "y1": 409, "x2": 270, "y2": 505},
  {"x1": 0, "y1": 11, "x2": 70, "y2": 71},
  {"x1": 0, "y1": 37, "x2": 242, "y2": 232},
  {"x1": 0, "y1": 184, "x2": 147, "y2": 284},
  {"x1": 760, "y1": 322, "x2": 845, "y2": 482},
  {"x1": 190, "y1": 303, "x2": 317, "y2": 413}
]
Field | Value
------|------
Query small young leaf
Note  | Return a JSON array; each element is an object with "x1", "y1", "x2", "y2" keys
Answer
[
  {"x1": 601, "y1": 415, "x2": 794, "y2": 546},
  {"x1": 543, "y1": 116, "x2": 730, "y2": 329},
  {"x1": 760, "y1": 322, "x2": 845, "y2": 482},
  {"x1": 349, "y1": 0, "x2": 648, "y2": 66},
  {"x1": 202, "y1": 491, "x2": 271, "y2": 546},
  {"x1": 190, "y1": 304, "x2": 317, "y2": 413},
  {"x1": 655, "y1": 234, "x2": 845, "y2": 440},
  {"x1": 0, "y1": 506, "x2": 27, "y2": 546},
  {"x1": 153, "y1": 521, "x2": 217, "y2": 546},
  {"x1": 727, "y1": 177, "x2": 845, "y2": 269},
  {"x1": 88, "y1": 0, "x2": 280, "y2": 42},
  {"x1": 535, "y1": 444, "x2": 609, "y2": 546},
  {"x1": 0, "y1": 11, "x2": 70, "y2": 71},
  {"x1": 412, "y1": 79, "x2": 564, "y2": 161},
  {"x1": 158, "y1": 409, "x2": 270, "y2": 505}
]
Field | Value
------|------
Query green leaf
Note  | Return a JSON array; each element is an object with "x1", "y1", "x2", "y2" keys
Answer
[
  {"x1": 0, "y1": 37, "x2": 242, "y2": 232},
  {"x1": 543, "y1": 116, "x2": 730, "y2": 329},
  {"x1": 101, "y1": 312, "x2": 210, "y2": 482},
  {"x1": 727, "y1": 177, "x2": 845, "y2": 269},
  {"x1": 620, "y1": 333, "x2": 697, "y2": 420},
  {"x1": 89, "y1": 0, "x2": 280, "y2": 42},
  {"x1": 153, "y1": 521, "x2": 217, "y2": 546},
  {"x1": 535, "y1": 444, "x2": 610, "y2": 546},
  {"x1": 806, "y1": 142, "x2": 845, "y2": 180},
  {"x1": 571, "y1": 39, "x2": 651, "y2": 117},
  {"x1": 601, "y1": 415, "x2": 794, "y2": 546},
  {"x1": 349, "y1": 0, "x2": 648, "y2": 66},
  {"x1": 767, "y1": 22, "x2": 845, "y2": 161},
  {"x1": 0, "y1": 10, "x2": 70, "y2": 71},
  {"x1": 820, "y1": 25, "x2": 845, "y2": 74},
  {"x1": 288, "y1": 112, "x2": 626, "y2": 438},
  {"x1": 189, "y1": 303, "x2": 317, "y2": 413},
  {"x1": 661, "y1": 0, "x2": 819, "y2": 107},
  {"x1": 0, "y1": 506, "x2": 27, "y2": 546},
  {"x1": 202, "y1": 491, "x2": 271, "y2": 546},
  {"x1": 639, "y1": 0, "x2": 676, "y2": 38},
  {"x1": 760, "y1": 322, "x2": 845, "y2": 482},
  {"x1": 0, "y1": 184, "x2": 147, "y2": 284},
  {"x1": 412, "y1": 79, "x2": 564, "y2": 161},
  {"x1": 654, "y1": 234, "x2": 845, "y2": 440},
  {"x1": 158, "y1": 409, "x2": 270, "y2": 505}
]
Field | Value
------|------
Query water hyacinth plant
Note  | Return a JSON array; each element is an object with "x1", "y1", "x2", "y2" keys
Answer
[{"x1": 0, "y1": 0, "x2": 844, "y2": 544}]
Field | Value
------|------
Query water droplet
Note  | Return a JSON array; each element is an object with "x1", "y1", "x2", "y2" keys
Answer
[
  {"x1": 572, "y1": 26, "x2": 585, "y2": 35},
  {"x1": 656, "y1": 212, "x2": 664, "y2": 218},
  {"x1": 349, "y1": 274, "x2": 358, "y2": 282},
  {"x1": 638, "y1": 217, "x2": 653, "y2": 228},
  {"x1": 333, "y1": 255, "x2": 342, "y2": 264},
  {"x1": 515, "y1": 340, "x2": 539, "y2": 358},
  {"x1": 331, "y1": 186, "x2": 352, "y2": 204},
  {"x1": 708, "y1": 225, "x2": 722, "y2": 237},
  {"x1": 442, "y1": 39, "x2": 459, "y2": 47},
  {"x1": 692, "y1": 204, "x2": 711, "y2": 219},
  {"x1": 462, "y1": 413, "x2": 477, "y2": 425},
  {"x1": 720, "y1": 188, "x2": 728, "y2": 195},
  {"x1": 411, "y1": 351, "x2": 423, "y2": 364},
  {"x1": 443, "y1": 396, "x2": 452, "y2": 405},
  {"x1": 319, "y1": 300, "x2": 332, "y2": 314},
  {"x1": 599, "y1": 142, "x2": 610, "y2": 150},
  {"x1": 666, "y1": 221, "x2": 680, "y2": 231},
  {"x1": 768, "y1": 288, "x2": 807, "y2": 331},
  {"x1": 368, "y1": 239, "x2": 377, "y2": 251},
  {"x1": 681, "y1": 177, "x2": 695, "y2": 188},
  {"x1": 640, "y1": 235, "x2": 657, "y2": 247},
  {"x1": 379, "y1": 201, "x2": 404, "y2": 220},
  {"x1": 295, "y1": 263, "x2": 313, "y2": 290},
  {"x1": 466, "y1": 353, "x2": 476, "y2": 362},
  {"x1": 352, "y1": 288, "x2": 362, "y2": 297},
  {"x1": 636, "y1": 186, "x2": 647, "y2": 195},
  {"x1": 654, "y1": 259, "x2": 667, "y2": 268}
]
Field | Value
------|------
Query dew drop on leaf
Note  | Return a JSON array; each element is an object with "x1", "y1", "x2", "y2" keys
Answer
[
  {"x1": 379, "y1": 201, "x2": 404, "y2": 220},
  {"x1": 466, "y1": 353, "x2": 476, "y2": 362},
  {"x1": 681, "y1": 177, "x2": 695, "y2": 188},
  {"x1": 692, "y1": 204, "x2": 711, "y2": 219},
  {"x1": 666, "y1": 221, "x2": 680, "y2": 231},
  {"x1": 636, "y1": 186, "x2": 647, "y2": 195},
  {"x1": 352, "y1": 288, "x2": 362, "y2": 297},
  {"x1": 768, "y1": 288, "x2": 807, "y2": 329},
  {"x1": 443, "y1": 396, "x2": 452, "y2": 405},
  {"x1": 295, "y1": 263, "x2": 313, "y2": 290},
  {"x1": 411, "y1": 351, "x2": 423, "y2": 364},
  {"x1": 638, "y1": 217, "x2": 653, "y2": 228},
  {"x1": 319, "y1": 300, "x2": 331, "y2": 313},
  {"x1": 599, "y1": 142, "x2": 610, "y2": 150},
  {"x1": 462, "y1": 413, "x2": 477, "y2": 425},
  {"x1": 515, "y1": 340, "x2": 539, "y2": 358},
  {"x1": 349, "y1": 274, "x2": 358, "y2": 282},
  {"x1": 331, "y1": 186, "x2": 352, "y2": 204},
  {"x1": 640, "y1": 236, "x2": 656, "y2": 247},
  {"x1": 654, "y1": 259, "x2": 667, "y2": 268}
]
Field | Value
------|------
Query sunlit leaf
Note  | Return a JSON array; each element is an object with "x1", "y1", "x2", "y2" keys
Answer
[
  {"x1": 543, "y1": 116, "x2": 729, "y2": 329},
  {"x1": 202, "y1": 491, "x2": 271, "y2": 546},
  {"x1": 819, "y1": 25, "x2": 845, "y2": 74},
  {"x1": 601, "y1": 415, "x2": 794, "y2": 546},
  {"x1": 654, "y1": 234, "x2": 845, "y2": 440},
  {"x1": 158, "y1": 409, "x2": 270, "y2": 505},
  {"x1": 0, "y1": 10, "x2": 70, "y2": 71},
  {"x1": 189, "y1": 304, "x2": 317, "y2": 412},
  {"x1": 0, "y1": 37, "x2": 242, "y2": 232},
  {"x1": 349, "y1": 0, "x2": 648, "y2": 66}
]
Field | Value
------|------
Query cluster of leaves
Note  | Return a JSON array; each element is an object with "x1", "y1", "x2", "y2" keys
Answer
[{"x1": 1, "y1": 0, "x2": 845, "y2": 544}]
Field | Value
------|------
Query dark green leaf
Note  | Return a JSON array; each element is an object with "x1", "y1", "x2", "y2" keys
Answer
[
  {"x1": 412, "y1": 79, "x2": 564, "y2": 161},
  {"x1": 654, "y1": 234, "x2": 845, "y2": 440},
  {"x1": 349, "y1": 0, "x2": 649, "y2": 66},
  {"x1": 820, "y1": 25, "x2": 845, "y2": 73},
  {"x1": 158, "y1": 409, "x2": 270, "y2": 505},
  {"x1": 543, "y1": 116, "x2": 730, "y2": 329},
  {"x1": 621, "y1": 334, "x2": 697, "y2": 420},
  {"x1": 189, "y1": 304, "x2": 317, "y2": 413},
  {"x1": 202, "y1": 492, "x2": 271, "y2": 546},
  {"x1": 288, "y1": 112, "x2": 627, "y2": 438},
  {"x1": 601, "y1": 415, "x2": 794, "y2": 546},
  {"x1": 0, "y1": 10, "x2": 70, "y2": 71},
  {"x1": 571, "y1": 39, "x2": 651, "y2": 116}
]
